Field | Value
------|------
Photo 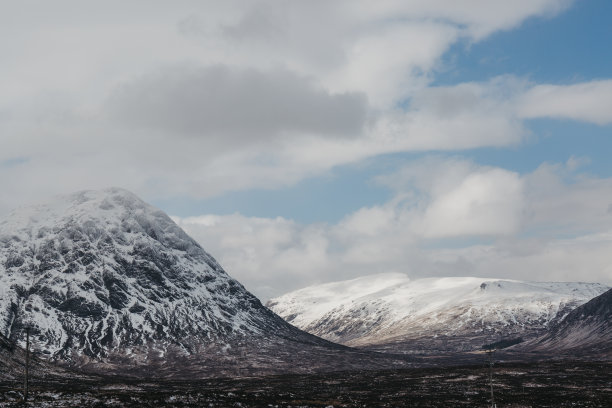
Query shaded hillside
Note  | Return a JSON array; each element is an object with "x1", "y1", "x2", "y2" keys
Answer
[
  {"x1": 526, "y1": 288, "x2": 611, "y2": 357},
  {"x1": 0, "y1": 331, "x2": 91, "y2": 383}
]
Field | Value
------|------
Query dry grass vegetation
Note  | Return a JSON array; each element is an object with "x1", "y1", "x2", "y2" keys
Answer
[{"x1": 0, "y1": 361, "x2": 610, "y2": 407}]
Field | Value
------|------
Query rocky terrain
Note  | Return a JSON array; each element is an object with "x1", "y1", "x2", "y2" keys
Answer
[
  {"x1": 0, "y1": 188, "x2": 409, "y2": 377},
  {"x1": 267, "y1": 273, "x2": 609, "y2": 353}
]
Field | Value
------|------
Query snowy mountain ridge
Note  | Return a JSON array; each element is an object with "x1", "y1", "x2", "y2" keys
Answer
[{"x1": 267, "y1": 273, "x2": 609, "y2": 351}]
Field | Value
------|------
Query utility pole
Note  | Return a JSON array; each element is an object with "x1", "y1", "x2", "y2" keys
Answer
[
  {"x1": 487, "y1": 349, "x2": 496, "y2": 408},
  {"x1": 24, "y1": 327, "x2": 30, "y2": 402}
]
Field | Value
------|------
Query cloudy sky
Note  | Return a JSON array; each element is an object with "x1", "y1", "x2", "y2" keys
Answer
[{"x1": 1, "y1": 0, "x2": 611, "y2": 300}]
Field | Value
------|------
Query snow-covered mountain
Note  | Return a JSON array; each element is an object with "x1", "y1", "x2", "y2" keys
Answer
[
  {"x1": 267, "y1": 273, "x2": 609, "y2": 353},
  {"x1": 0, "y1": 188, "x2": 408, "y2": 377}
]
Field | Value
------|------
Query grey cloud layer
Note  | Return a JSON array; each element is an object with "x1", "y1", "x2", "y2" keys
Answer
[
  {"x1": 0, "y1": 0, "x2": 592, "y2": 211},
  {"x1": 107, "y1": 65, "x2": 368, "y2": 138}
]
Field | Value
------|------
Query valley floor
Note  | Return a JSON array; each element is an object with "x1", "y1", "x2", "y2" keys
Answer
[{"x1": 0, "y1": 360, "x2": 610, "y2": 407}]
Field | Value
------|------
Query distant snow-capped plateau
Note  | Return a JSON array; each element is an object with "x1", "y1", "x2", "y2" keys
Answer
[{"x1": 267, "y1": 273, "x2": 609, "y2": 353}]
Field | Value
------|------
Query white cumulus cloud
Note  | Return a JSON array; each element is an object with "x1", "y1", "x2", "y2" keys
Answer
[{"x1": 174, "y1": 158, "x2": 612, "y2": 300}]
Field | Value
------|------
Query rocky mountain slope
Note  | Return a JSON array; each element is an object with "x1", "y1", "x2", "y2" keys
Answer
[
  {"x1": 0, "y1": 188, "x2": 409, "y2": 377},
  {"x1": 0, "y1": 331, "x2": 93, "y2": 383},
  {"x1": 267, "y1": 273, "x2": 609, "y2": 353},
  {"x1": 524, "y1": 288, "x2": 611, "y2": 357}
]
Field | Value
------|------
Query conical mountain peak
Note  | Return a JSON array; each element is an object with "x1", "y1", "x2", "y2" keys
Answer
[{"x1": 0, "y1": 188, "x2": 277, "y2": 366}]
